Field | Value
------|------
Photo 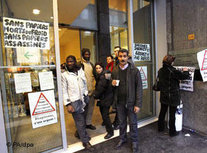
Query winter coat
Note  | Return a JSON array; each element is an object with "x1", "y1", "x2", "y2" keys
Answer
[
  {"x1": 61, "y1": 68, "x2": 88, "y2": 106},
  {"x1": 93, "y1": 70, "x2": 113, "y2": 107},
  {"x1": 158, "y1": 63, "x2": 190, "y2": 106},
  {"x1": 78, "y1": 59, "x2": 96, "y2": 96},
  {"x1": 112, "y1": 62, "x2": 143, "y2": 108}
]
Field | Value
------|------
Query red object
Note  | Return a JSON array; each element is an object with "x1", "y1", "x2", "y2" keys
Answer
[{"x1": 106, "y1": 61, "x2": 114, "y2": 72}]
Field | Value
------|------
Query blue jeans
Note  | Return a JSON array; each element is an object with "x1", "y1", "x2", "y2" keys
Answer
[{"x1": 117, "y1": 104, "x2": 138, "y2": 142}]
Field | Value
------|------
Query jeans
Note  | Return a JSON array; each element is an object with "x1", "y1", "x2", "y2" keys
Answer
[
  {"x1": 72, "y1": 111, "x2": 90, "y2": 143},
  {"x1": 86, "y1": 96, "x2": 95, "y2": 125},
  {"x1": 117, "y1": 104, "x2": 138, "y2": 142}
]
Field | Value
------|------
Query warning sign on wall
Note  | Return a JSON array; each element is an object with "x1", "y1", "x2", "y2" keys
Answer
[
  {"x1": 28, "y1": 90, "x2": 57, "y2": 128},
  {"x1": 197, "y1": 49, "x2": 207, "y2": 82},
  {"x1": 137, "y1": 66, "x2": 148, "y2": 89}
]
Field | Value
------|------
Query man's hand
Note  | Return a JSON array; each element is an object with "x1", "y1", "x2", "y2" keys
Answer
[
  {"x1": 67, "y1": 105, "x2": 74, "y2": 113},
  {"x1": 134, "y1": 106, "x2": 140, "y2": 113},
  {"x1": 112, "y1": 80, "x2": 117, "y2": 86}
]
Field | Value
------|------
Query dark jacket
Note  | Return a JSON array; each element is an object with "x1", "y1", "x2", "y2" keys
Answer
[
  {"x1": 93, "y1": 70, "x2": 113, "y2": 107},
  {"x1": 158, "y1": 63, "x2": 190, "y2": 106},
  {"x1": 112, "y1": 62, "x2": 143, "y2": 108}
]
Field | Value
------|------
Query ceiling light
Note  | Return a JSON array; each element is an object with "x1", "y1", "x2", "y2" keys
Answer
[
  {"x1": 50, "y1": 16, "x2": 53, "y2": 19},
  {"x1": 33, "y1": 9, "x2": 40, "y2": 15}
]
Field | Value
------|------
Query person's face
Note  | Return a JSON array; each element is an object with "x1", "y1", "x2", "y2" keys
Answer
[
  {"x1": 95, "y1": 65, "x2": 103, "y2": 74},
  {"x1": 114, "y1": 48, "x2": 120, "y2": 57},
  {"x1": 118, "y1": 52, "x2": 128, "y2": 66},
  {"x1": 107, "y1": 57, "x2": 113, "y2": 64},
  {"x1": 66, "y1": 58, "x2": 75, "y2": 70},
  {"x1": 83, "y1": 51, "x2": 90, "y2": 61}
]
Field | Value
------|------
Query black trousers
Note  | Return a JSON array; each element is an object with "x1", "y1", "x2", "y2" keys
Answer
[
  {"x1": 158, "y1": 103, "x2": 177, "y2": 134},
  {"x1": 99, "y1": 106, "x2": 113, "y2": 134}
]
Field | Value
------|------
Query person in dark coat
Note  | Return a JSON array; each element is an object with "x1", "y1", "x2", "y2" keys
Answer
[
  {"x1": 93, "y1": 62, "x2": 114, "y2": 139},
  {"x1": 158, "y1": 55, "x2": 190, "y2": 137},
  {"x1": 112, "y1": 49, "x2": 142, "y2": 153}
]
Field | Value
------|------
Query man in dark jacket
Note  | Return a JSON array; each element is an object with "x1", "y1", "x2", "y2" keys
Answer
[{"x1": 111, "y1": 49, "x2": 143, "y2": 153}]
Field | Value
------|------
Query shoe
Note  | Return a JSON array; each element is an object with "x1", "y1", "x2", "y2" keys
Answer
[
  {"x1": 74, "y1": 131, "x2": 80, "y2": 139},
  {"x1": 132, "y1": 142, "x2": 138, "y2": 153},
  {"x1": 104, "y1": 133, "x2": 114, "y2": 139},
  {"x1": 115, "y1": 140, "x2": 127, "y2": 150},
  {"x1": 113, "y1": 125, "x2": 120, "y2": 130},
  {"x1": 169, "y1": 131, "x2": 179, "y2": 137},
  {"x1": 83, "y1": 142, "x2": 95, "y2": 152},
  {"x1": 86, "y1": 124, "x2": 96, "y2": 130}
]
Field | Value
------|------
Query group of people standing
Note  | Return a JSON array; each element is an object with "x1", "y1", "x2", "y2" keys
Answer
[
  {"x1": 61, "y1": 45, "x2": 189, "y2": 153},
  {"x1": 61, "y1": 46, "x2": 142, "y2": 153}
]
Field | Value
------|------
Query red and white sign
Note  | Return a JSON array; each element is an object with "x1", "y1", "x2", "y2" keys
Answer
[
  {"x1": 28, "y1": 90, "x2": 57, "y2": 128},
  {"x1": 137, "y1": 66, "x2": 148, "y2": 89},
  {"x1": 197, "y1": 49, "x2": 207, "y2": 82}
]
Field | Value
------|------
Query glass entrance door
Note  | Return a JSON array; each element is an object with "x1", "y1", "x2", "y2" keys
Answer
[{"x1": 0, "y1": 0, "x2": 63, "y2": 153}]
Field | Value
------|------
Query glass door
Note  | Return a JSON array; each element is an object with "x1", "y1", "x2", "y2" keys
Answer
[{"x1": 0, "y1": 0, "x2": 63, "y2": 153}]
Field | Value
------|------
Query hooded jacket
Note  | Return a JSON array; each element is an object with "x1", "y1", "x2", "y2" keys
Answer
[{"x1": 61, "y1": 68, "x2": 88, "y2": 106}]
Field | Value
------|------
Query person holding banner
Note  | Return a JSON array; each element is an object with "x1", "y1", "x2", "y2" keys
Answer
[{"x1": 157, "y1": 55, "x2": 190, "y2": 137}]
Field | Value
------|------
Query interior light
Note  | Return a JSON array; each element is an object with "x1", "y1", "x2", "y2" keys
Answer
[
  {"x1": 50, "y1": 16, "x2": 54, "y2": 19},
  {"x1": 33, "y1": 9, "x2": 40, "y2": 15}
]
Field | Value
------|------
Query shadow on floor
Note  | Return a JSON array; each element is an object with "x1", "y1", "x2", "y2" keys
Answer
[{"x1": 77, "y1": 122, "x2": 207, "y2": 153}]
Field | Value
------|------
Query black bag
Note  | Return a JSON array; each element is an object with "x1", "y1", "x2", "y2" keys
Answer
[{"x1": 153, "y1": 76, "x2": 160, "y2": 91}]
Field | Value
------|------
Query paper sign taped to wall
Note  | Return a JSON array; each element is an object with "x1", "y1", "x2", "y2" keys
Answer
[
  {"x1": 175, "y1": 66, "x2": 195, "y2": 92},
  {"x1": 38, "y1": 71, "x2": 54, "y2": 91},
  {"x1": 3, "y1": 17, "x2": 50, "y2": 49},
  {"x1": 28, "y1": 90, "x2": 57, "y2": 129},
  {"x1": 197, "y1": 49, "x2": 207, "y2": 82},
  {"x1": 14, "y1": 73, "x2": 32, "y2": 93},
  {"x1": 133, "y1": 43, "x2": 151, "y2": 61}
]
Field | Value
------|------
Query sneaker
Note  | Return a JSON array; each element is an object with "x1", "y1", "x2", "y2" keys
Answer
[
  {"x1": 104, "y1": 133, "x2": 114, "y2": 139},
  {"x1": 86, "y1": 124, "x2": 96, "y2": 130}
]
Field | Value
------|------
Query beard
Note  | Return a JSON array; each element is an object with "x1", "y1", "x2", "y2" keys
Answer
[{"x1": 83, "y1": 57, "x2": 90, "y2": 61}]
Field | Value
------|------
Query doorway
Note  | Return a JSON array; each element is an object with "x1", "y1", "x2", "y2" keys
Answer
[{"x1": 59, "y1": 28, "x2": 116, "y2": 146}]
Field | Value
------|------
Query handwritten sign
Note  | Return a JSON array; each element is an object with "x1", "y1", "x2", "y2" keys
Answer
[
  {"x1": 133, "y1": 43, "x2": 150, "y2": 61},
  {"x1": 3, "y1": 17, "x2": 50, "y2": 49}
]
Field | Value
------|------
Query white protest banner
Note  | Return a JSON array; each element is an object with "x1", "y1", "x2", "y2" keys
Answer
[
  {"x1": 38, "y1": 71, "x2": 54, "y2": 91},
  {"x1": 137, "y1": 66, "x2": 148, "y2": 89},
  {"x1": 14, "y1": 73, "x2": 32, "y2": 94},
  {"x1": 197, "y1": 49, "x2": 207, "y2": 82},
  {"x1": 3, "y1": 17, "x2": 50, "y2": 49},
  {"x1": 175, "y1": 66, "x2": 195, "y2": 92},
  {"x1": 133, "y1": 43, "x2": 150, "y2": 61},
  {"x1": 28, "y1": 90, "x2": 57, "y2": 129}
]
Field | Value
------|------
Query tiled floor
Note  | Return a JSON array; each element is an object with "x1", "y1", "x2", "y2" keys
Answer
[{"x1": 78, "y1": 122, "x2": 207, "y2": 153}]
